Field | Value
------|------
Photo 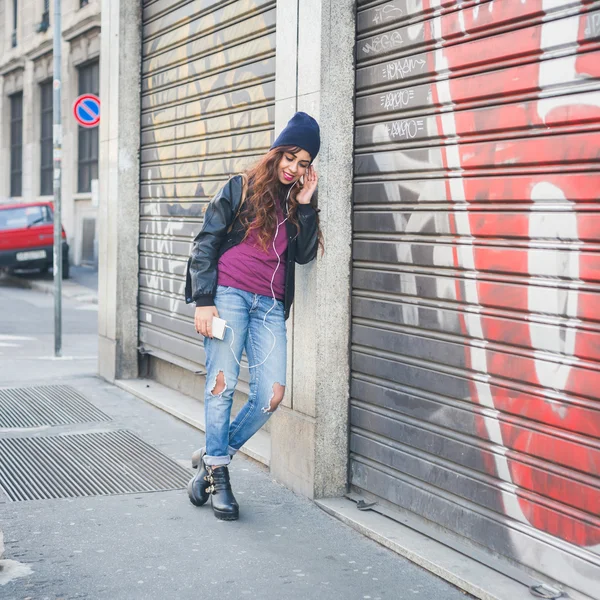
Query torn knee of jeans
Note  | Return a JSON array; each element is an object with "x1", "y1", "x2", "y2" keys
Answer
[
  {"x1": 210, "y1": 371, "x2": 226, "y2": 396},
  {"x1": 262, "y1": 382, "x2": 285, "y2": 414}
]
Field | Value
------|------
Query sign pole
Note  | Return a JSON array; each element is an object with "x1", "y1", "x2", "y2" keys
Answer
[{"x1": 53, "y1": 0, "x2": 62, "y2": 357}]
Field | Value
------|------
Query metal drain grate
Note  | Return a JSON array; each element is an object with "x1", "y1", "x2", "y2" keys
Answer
[
  {"x1": 0, "y1": 385, "x2": 110, "y2": 429},
  {"x1": 0, "y1": 430, "x2": 190, "y2": 501}
]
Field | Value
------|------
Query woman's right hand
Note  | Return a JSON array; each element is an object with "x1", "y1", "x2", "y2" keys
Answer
[{"x1": 195, "y1": 305, "x2": 220, "y2": 338}]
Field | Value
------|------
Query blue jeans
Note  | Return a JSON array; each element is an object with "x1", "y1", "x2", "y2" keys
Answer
[{"x1": 202, "y1": 285, "x2": 287, "y2": 466}]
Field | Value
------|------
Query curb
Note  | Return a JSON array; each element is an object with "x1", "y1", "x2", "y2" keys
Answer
[
  {"x1": 3, "y1": 275, "x2": 98, "y2": 304},
  {"x1": 316, "y1": 497, "x2": 534, "y2": 600}
]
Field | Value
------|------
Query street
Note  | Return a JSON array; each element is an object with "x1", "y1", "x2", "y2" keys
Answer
[
  {"x1": 0, "y1": 271, "x2": 98, "y2": 382},
  {"x1": 0, "y1": 276, "x2": 468, "y2": 600}
]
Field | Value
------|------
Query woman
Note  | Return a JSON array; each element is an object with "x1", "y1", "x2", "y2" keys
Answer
[{"x1": 184, "y1": 112, "x2": 321, "y2": 521}]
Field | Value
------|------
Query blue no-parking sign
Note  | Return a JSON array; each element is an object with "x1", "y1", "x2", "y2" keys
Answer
[{"x1": 73, "y1": 94, "x2": 100, "y2": 128}]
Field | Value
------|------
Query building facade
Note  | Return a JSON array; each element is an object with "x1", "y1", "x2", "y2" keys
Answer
[
  {"x1": 98, "y1": 2, "x2": 599, "y2": 599},
  {"x1": 0, "y1": 0, "x2": 101, "y2": 266}
]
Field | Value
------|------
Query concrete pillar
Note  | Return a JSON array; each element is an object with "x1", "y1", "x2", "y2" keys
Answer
[
  {"x1": 271, "y1": 0, "x2": 355, "y2": 499},
  {"x1": 97, "y1": 0, "x2": 141, "y2": 382}
]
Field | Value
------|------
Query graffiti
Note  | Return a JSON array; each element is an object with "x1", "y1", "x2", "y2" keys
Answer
[
  {"x1": 584, "y1": 11, "x2": 600, "y2": 36},
  {"x1": 373, "y1": 4, "x2": 404, "y2": 25},
  {"x1": 353, "y1": 1, "x2": 600, "y2": 596},
  {"x1": 362, "y1": 31, "x2": 403, "y2": 55},
  {"x1": 385, "y1": 118, "x2": 425, "y2": 139},
  {"x1": 380, "y1": 88, "x2": 415, "y2": 110},
  {"x1": 432, "y1": 0, "x2": 600, "y2": 552},
  {"x1": 382, "y1": 57, "x2": 426, "y2": 81},
  {"x1": 139, "y1": 1, "x2": 275, "y2": 369}
]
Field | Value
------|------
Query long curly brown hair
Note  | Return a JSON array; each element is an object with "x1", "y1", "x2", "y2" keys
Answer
[{"x1": 239, "y1": 145, "x2": 323, "y2": 252}]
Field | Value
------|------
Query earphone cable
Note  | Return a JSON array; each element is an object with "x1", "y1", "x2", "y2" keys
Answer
[{"x1": 224, "y1": 183, "x2": 295, "y2": 369}]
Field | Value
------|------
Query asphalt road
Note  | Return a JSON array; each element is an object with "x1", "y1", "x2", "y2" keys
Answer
[{"x1": 0, "y1": 274, "x2": 98, "y2": 383}]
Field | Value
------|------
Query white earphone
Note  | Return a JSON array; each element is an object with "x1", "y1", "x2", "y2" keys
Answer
[{"x1": 225, "y1": 182, "x2": 296, "y2": 369}]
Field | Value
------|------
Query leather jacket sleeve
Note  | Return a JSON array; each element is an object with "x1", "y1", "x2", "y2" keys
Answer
[
  {"x1": 185, "y1": 175, "x2": 244, "y2": 306},
  {"x1": 295, "y1": 203, "x2": 319, "y2": 265}
]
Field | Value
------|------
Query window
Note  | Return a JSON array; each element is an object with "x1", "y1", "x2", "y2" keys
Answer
[
  {"x1": 0, "y1": 205, "x2": 52, "y2": 231},
  {"x1": 38, "y1": 0, "x2": 50, "y2": 32},
  {"x1": 40, "y1": 81, "x2": 53, "y2": 196},
  {"x1": 10, "y1": 93, "x2": 23, "y2": 197},
  {"x1": 77, "y1": 60, "x2": 99, "y2": 193},
  {"x1": 12, "y1": 0, "x2": 18, "y2": 47}
]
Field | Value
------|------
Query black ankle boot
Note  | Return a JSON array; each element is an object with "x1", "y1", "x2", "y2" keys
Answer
[
  {"x1": 208, "y1": 466, "x2": 239, "y2": 521},
  {"x1": 191, "y1": 448, "x2": 203, "y2": 470},
  {"x1": 187, "y1": 451, "x2": 210, "y2": 507}
]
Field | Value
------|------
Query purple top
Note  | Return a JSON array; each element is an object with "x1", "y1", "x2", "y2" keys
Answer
[{"x1": 218, "y1": 204, "x2": 288, "y2": 300}]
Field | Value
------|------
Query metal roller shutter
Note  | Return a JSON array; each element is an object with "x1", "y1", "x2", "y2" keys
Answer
[
  {"x1": 139, "y1": 0, "x2": 276, "y2": 376},
  {"x1": 351, "y1": 1, "x2": 600, "y2": 597}
]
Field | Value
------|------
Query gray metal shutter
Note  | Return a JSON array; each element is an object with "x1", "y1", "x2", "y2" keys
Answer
[
  {"x1": 351, "y1": 2, "x2": 600, "y2": 598},
  {"x1": 139, "y1": 0, "x2": 276, "y2": 376}
]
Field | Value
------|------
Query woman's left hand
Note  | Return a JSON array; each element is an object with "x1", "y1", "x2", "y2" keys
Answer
[{"x1": 296, "y1": 165, "x2": 318, "y2": 205}]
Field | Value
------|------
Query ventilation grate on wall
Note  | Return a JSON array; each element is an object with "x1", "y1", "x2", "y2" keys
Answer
[
  {"x1": 0, "y1": 385, "x2": 110, "y2": 429},
  {"x1": 0, "y1": 430, "x2": 190, "y2": 501}
]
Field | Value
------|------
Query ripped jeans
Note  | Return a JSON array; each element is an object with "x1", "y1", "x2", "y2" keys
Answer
[{"x1": 202, "y1": 285, "x2": 287, "y2": 467}]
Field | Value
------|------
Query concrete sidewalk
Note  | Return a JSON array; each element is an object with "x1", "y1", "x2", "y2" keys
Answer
[
  {"x1": 0, "y1": 278, "x2": 471, "y2": 600},
  {"x1": 3, "y1": 265, "x2": 98, "y2": 304},
  {"x1": 0, "y1": 380, "x2": 471, "y2": 600}
]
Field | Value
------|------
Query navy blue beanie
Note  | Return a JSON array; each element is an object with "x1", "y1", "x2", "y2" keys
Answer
[{"x1": 271, "y1": 112, "x2": 320, "y2": 161}]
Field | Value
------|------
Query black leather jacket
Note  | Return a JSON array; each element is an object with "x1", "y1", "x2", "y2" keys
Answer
[{"x1": 185, "y1": 175, "x2": 318, "y2": 320}]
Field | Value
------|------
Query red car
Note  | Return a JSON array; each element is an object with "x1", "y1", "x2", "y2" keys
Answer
[{"x1": 0, "y1": 201, "x2": 69, "y2": 278}]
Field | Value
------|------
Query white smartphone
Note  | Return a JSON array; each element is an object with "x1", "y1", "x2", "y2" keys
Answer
[{"x1": 212, "y1": 316, "x2": 227, "y2": 340}]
